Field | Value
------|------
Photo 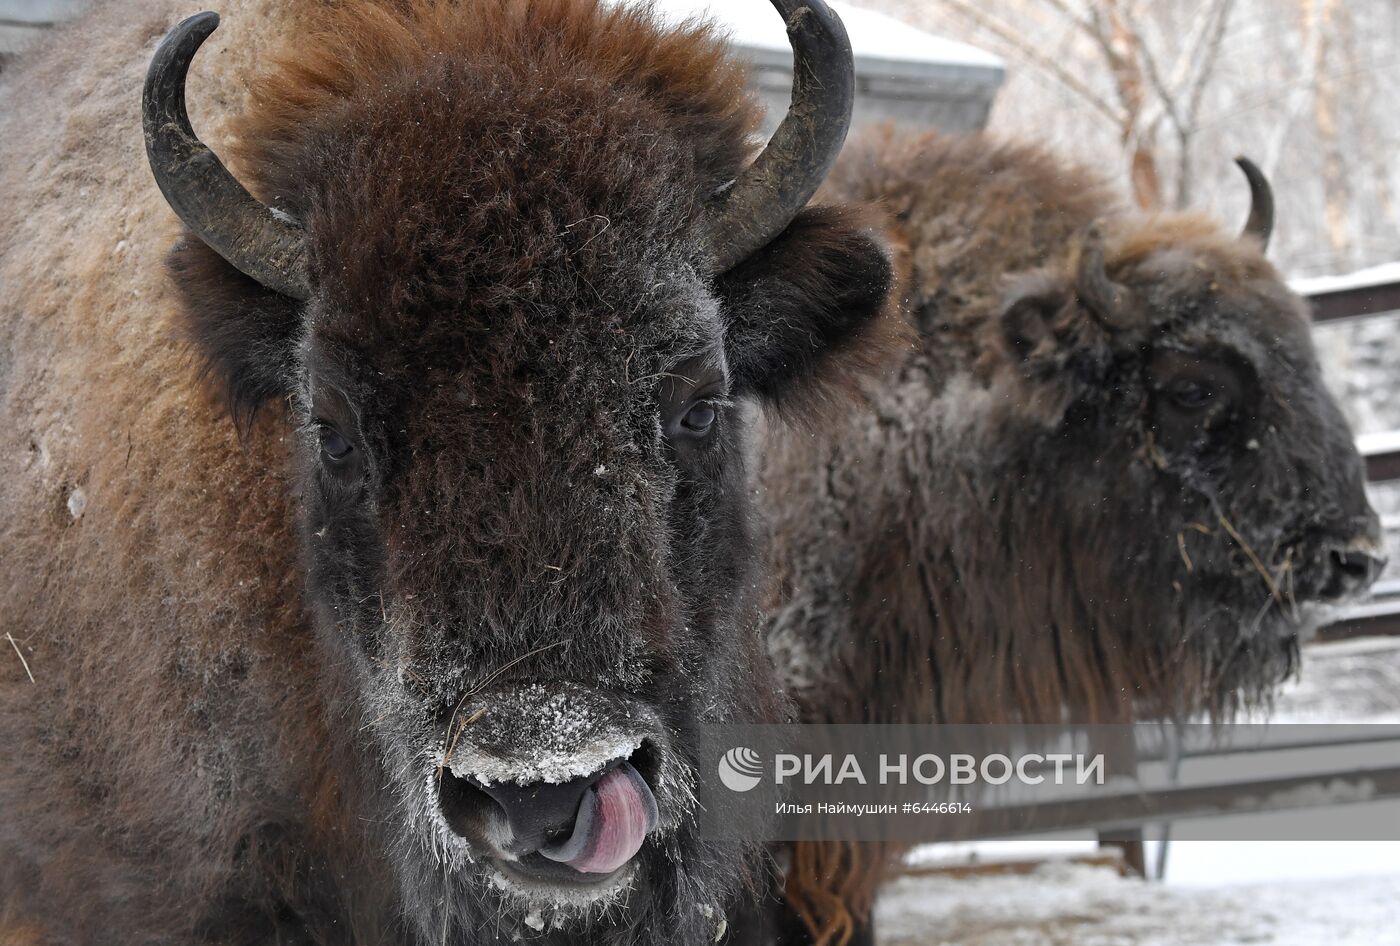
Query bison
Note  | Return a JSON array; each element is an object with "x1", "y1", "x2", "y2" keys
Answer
[
  {"x1": 761, "y1": 127, "x2": 1385, "y2": 945},
  {"x1": 0, "y1": 1, "x2": 902, "y2": 943}
]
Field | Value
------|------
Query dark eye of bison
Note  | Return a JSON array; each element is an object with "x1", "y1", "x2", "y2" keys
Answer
[
  {"x1": 680, "y1": 400, "x2": 718, "y2": 435},
  {"x1": 1167, "y1": 380, "x2": 1214, "y2": 411},
  {"x1": 318, "y1": 425, "x2": 354, "y2": 463},
  {"x1": 660, "y1": 352, "x2": 727, "y2": 443}
]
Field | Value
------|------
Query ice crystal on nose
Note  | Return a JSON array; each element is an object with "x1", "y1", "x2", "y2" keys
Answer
[{"x1": 445, "y1": 682, "x2": 645, "y2": 785}]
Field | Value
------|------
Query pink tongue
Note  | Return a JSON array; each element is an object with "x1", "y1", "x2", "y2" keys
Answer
[{"x1": 553, "y1": 765, "x2": 656, "y2": 874}]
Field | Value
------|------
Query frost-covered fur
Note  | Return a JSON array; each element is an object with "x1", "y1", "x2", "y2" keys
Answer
[
  {"x1": 0, "y1": 2, "x2": 899, "y2": 943},
  {"x1": 765, "y1": 127, "x2": 1379, "y2": 945}
]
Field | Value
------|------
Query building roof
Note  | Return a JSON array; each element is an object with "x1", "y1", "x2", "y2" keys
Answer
[{"x1": 642, "y1": 0, "x2": 1003, "y2": 75}]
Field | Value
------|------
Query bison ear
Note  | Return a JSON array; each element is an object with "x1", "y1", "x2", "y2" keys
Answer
[
  {"x1": 997, "y1": 279, "x2": 1067, "y2": 363},
  {"x1": 169, "y1": 235, "x2": 302, "y2": 429},
  {"x1": 715, "y1": 205, "x2": 907, "y2": 415},
  {"x1": 992, "y1": 273, "x2": 1113, "y2": 429}
]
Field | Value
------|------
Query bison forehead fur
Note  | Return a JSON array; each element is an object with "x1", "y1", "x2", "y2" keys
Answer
[{"x1": 0, "y1": 1, "x2": 900, "y2": 943}]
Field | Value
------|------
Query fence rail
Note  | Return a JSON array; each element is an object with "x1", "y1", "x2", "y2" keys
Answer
[
  {"x1": 1316, "y1": 282, "x2": 1400, "y2": 641},
  {"x1": 1360, "y1": 430, "x2": 1400, "y2": 484},
  {"x1": 965, "y1": 761, "x2": 1400, "y2": 841},
  {"x1": 1308, "y1": 280, "x2": 1400, "y2": 323}
]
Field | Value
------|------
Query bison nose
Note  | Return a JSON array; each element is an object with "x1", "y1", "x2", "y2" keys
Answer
[
  {"x1": 475, "y1": 774, "x2": 599, "y2": 853},
  {"x1": 1324, "y1": 539, "x2": 1387, "y2": 600}
]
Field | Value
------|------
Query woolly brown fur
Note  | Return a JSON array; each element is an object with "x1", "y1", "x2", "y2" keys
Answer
[{"x1": 0, "y1": 2, "x2": 899, "y2": 943}]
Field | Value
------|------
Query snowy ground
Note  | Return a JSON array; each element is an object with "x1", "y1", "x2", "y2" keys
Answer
[
  {"x1": 876, "y1": 638, "x2": 1400, "y2": 944},
  {"x1": 876, "y1": 861, "x2": 1400, "y2": 946},
  {"x1": 1271, "y1": 635, "x2": 1400, "y2": 723}
]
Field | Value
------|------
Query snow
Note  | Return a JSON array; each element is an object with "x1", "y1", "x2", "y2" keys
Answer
[
  {"x1": 1358, "y1": 428, "x2": 1400, "y2": 457},
  {"x1": 444, "y1": 682, "x2": 644, "y2": 786},
  {"x1": 1270, "y1": 635, "x2": 1400, "y2": 724},
  {"x1": 1314, "y1": 310, "x2": 1400, "y2": 435},
  {"x1": 1292, "y1": 261, "x2": 1400, "y2": 298},
  {"x1": 876, "y1": 861, "x2": 1400, "y2": 945},
  {"x1": 1163, "y1": 839, "x2": 1400, "y2": 887},
  {"x1": 631, "y1": 0, "x2": 1003, "y2": 70}
]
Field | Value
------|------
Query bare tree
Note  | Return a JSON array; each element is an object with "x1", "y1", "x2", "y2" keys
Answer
[
  {"x1": 1308, "y1": 0, "x2": 1351, "y2": 262},
  {"x1": 923, "y1": 0, "x2": 1236, "y2": 209},
  {"x1": 872, "y1": 0, "x2": 1400, "y2": 277}
]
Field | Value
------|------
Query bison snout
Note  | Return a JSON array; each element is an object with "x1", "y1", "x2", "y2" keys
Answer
[
  {"x1": 432, "y1": 682, "x2": 674, "y2": 885},
  {"x1": 439, "y1": 760, "x2": 659, "y2": 877},
  {"x1": 1322, "y1": 539, "x2": 1387, "y2": 601}
]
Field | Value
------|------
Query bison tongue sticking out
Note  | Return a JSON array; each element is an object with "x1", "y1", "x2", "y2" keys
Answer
[{"x1": 540, "y1": 764, "x2": 659, "y2": 874}]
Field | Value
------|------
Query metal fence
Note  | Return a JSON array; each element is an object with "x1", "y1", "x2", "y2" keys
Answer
[{"x1": 1314, "y1": 278, "x2": 1400, "y2": 640}]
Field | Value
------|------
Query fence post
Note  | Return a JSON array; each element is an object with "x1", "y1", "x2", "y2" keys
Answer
[{"x1": 1094, "y1": 727, "x2": 1146, "y2": 876}]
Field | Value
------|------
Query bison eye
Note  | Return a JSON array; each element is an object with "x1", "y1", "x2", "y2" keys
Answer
[
  {"x1": 318, "y1": 425, "x2": 354, "y2": 463},
  {"x1": 1168, "y1": 380, "x2": 1214, "y2": 411},
  {"x1": 680, "y1": 400, "x2": 718, "y2": 435}
]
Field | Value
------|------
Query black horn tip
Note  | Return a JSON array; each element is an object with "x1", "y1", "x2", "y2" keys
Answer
[
  {"x1": 182, "y1": 10, "x2": 221, "y2": 38},
  {"x1": 1234, "y1": 155, "x2": 1274, "y2": 252},
  {"x1": 152, "y1": 11, "x2": 221, "y2": 81},
  {"x1": 143, "y1": 12, "x2": 220, "y2": 143},
  {"x1": 1076, "y1": 223, "x2": 1134, "y2": 329},
  {"x1": 1233, "y1": 155, "x2": 1263, "y2": 178}
]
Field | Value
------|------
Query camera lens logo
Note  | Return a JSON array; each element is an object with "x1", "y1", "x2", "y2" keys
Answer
[{"x1": 718, "y1": 747, "x2": 764, "y2": 792}]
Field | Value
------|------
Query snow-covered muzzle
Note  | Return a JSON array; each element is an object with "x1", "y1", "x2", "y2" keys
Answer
[{"x1": 426, "y1": 683, "x2": 693, "y2": 908}]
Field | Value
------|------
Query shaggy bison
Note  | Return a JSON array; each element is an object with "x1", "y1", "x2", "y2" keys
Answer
[
  {"x1": 0, "y1": 1, "x2": 900, "y2": 942},
  {"x1": 763, "y1": 127, "x2": 1384, "y2": 945}
]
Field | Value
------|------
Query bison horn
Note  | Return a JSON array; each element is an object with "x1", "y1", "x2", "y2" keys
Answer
[
  {"x1": 704, "y1": 0, "x2": 856, "y2": 273},
  {"x1": 1234, "y1": 156, "x2": 1274, "y2": 252},
  {"x1": 143, "y1": 12, "x2": 311, "y2": 300},
  {"x1": 1075, "y1": 225, "x2": 1133, "y2": 328}
]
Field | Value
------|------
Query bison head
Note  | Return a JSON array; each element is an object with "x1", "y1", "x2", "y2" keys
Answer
[
  {"x1": 143, "y1": 2, "x2": 895, "y2": 940},
  {"x1": 990, "y1": 159, "x2": 1383, "y2": 716}
]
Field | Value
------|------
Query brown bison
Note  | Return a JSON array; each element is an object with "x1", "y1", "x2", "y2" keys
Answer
[
  {"x1": 762, "y1": 127, "x2": 1384, "y2": 945},
  {"x1": 0, "y1": 1, "x2": 901, "y2": 942}
]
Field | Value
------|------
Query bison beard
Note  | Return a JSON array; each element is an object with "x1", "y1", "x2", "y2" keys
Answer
[
  {"x1": 0, "y1": 0, "x2": 907, "y2": 943},
  {"x1": 764, "y1": 127, "x2": 1382, "y2": 946}
]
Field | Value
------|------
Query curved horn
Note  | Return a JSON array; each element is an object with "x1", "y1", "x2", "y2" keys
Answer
[
  {"x1": 143, "y1": 12, "x2": 310, "y2": 300},
  {"x1": 1076, "y1": 226, "x2": 1133, "y2": 328},
  {"x1": 705, "y1": 0, "x2": 855, "y2": 273},
  {"x1": 1234, "y1": 156, "x2": 1274, "y2": 252}
]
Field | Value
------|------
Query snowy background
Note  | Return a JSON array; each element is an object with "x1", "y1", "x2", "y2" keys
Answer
[{"x1": 878, "y1": 860, "x2": 1400, "y2": 946}]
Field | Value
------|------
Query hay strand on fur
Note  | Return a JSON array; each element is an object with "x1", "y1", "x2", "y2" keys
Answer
[{"x1": 6, "y1": 633, "x2": 34, "y2": 684}]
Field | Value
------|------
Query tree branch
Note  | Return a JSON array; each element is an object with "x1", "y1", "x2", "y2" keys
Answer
[
  {"x1": 1117, "y1": 0, "x2": 1235, "y2": 138},
  {"x1": 936, "y1": 0, "x2": 1126, "y2": 129},
  {"x1": 1035, "y1": 0, "x2": 1094, "y2": 36},
  {"x1": 1183, "y1": 0, "x2": 1238, "y2": 128},
  {"x1": 1119, "y1": 7, "x2": 1183, "y2": 132}
]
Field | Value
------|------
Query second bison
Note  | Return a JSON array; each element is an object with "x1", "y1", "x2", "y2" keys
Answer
[{"x1": 764, "y1": 126, "x2": 1383, "y2": 945}]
